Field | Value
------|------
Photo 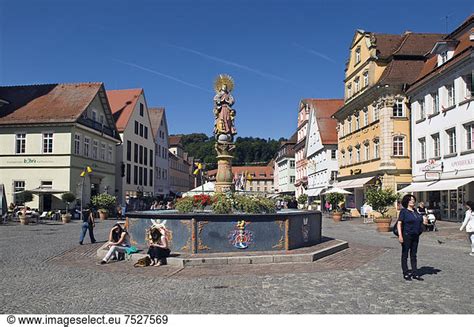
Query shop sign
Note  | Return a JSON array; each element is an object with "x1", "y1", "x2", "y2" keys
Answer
[
  {"x1": 425, "y1": 171, "x2": 440, "y2": 181},
  {"x1": 422, "y1": 159, "x2": 443, "y2": 172},
  {"x1": 451, "y1": 158, "x2": 474, "y2": 168}
]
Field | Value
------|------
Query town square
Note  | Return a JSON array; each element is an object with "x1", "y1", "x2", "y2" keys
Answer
[{"x1": 1, "y1": 0, "x2": 474, "y2": 321}]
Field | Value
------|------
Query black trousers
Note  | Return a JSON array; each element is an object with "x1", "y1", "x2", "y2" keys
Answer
[
  {"x1": 147, "y1": 247, "x2": 170, "y2": 264},
  {"x1": 401, "y1": 233, "x2": 420, "y2": 275}
]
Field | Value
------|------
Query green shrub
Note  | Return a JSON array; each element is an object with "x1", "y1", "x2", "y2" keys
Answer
[
  {"x1": 326, "y1": 192, "x2": 344, "y2": 211},
  {"x1": 175, "y1": 197, "x2": 194, "y2": 213},
  {"x1": 211, "y1": 193, "x2": 233, "y2": 214},
  {"x1": 91, "y1": 193, "x2": 116, "y2": 211},
  {"x1": 17, "y1": 191, "x2": 33, "y2": 204},
  {"x1": 366, "y1": 187, "x2": 399, "y2": 218},
  {"x1": 297, "y1": 194, "x2": 308, "y2": 205}
]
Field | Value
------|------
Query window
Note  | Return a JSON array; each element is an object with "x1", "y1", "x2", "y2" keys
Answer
[
  {"x1": 100, "y1": 143, "x2": 106, "y2": 161},
  {"x1": 355, "y1": 115, "x2": 360, "y2": 130},
  {"x1": 419, "y1": 99, "x2": 425, "y2": 120},
  {"x1": 393, "y1": 99, "x2": 404, "y2": 117},
  {"x1": 290, "y1": 176, "x2": 295, "y2": 183},
  {"x1": 432, "y1": 92, "x2": 439, "y2": 114},
  {"x1": 354, "y1": 77, "x2": 360, "y2": 93},
  {"x1": 363, "y1": 71, "x2": 369, "y2": 88},
  {"x1": 13, "y1": 181, "x2": 25, "y2": 204},
  {"x1": 134, "y1": 165, "x2": 138, "y2": 185},
  {"x1": 447, "y1": 83, "x2": 455, "y2": 107},
  {"x1": 92, "y1": 110, "x2": 97, "y2": 122},
  {"x1": 355, "y1": 147, "x2": 360, "y2": 162},
  {"x1": 373, "y1": 107, "x2": 379, "y2": 121},
  {"x1": 134, "y1": 143, "x2": 138, "y2": 163},
  {"x1": 441, "y1": 51, "x2": 448, "y2": 64},
  {"x1": 84, "y1": 137, "x2": 90, "y2": 157},
  {"x1": 144, "y1": 126, "x2": 148, "y2": 139},
  {"x1": 347, "y1": 118, "x2": 352, "y2": 134},
  {"x1": 74, "y1": 134, "x2": 81, "y2": 155},
  {"x1": 374, "y1": 140, "x2": 380, "y2": 159},
  {"x1": 341, "y1": 151, "x2": 346, "y2": 165},
  {"x1": 126, "y1": 164, "x2": 131, "y2": 184},
  {"x1": 10, "y1": 133, "x2": 24, "y2": 156},
  {"x1": 348, "y1": 149, "x2": 353, "y2": 164},
  {"x1": 144, "y1": 166, "x2": 148, "y2": 186},
  {"x1": 355, "y1": 47, "x2": 361, "y2": 64},
  {"x1": 107, "y1": 145, "x2": 113, "y2": 162},
  {"x1": 465, "y1": 123, "x2": 474, "y2": 150},
  {"x1": 92, "y1": 140, "x2": 98, "y2": 159},
  {"x1": 331, "y1": 149, "x2": 337, "y2": 160},
  {"x1": 41, "y1": 181, "x2": 52, "y2": 189},
  {"x1": 432, "y1": 133, "x2": 440, "y2": 158},
  {"x1": 157, "y1": 167, "x2": 161, "y2": 180},
  {"x1": 363, "y1": 110, "x2": 368, "y2": 126},
  {"x1": 164, "y1": 169, "x2": 167, "y2": 180},
  {"x1": 144, "y1": 147, "x2": 148, "y2": 166},
  {"x1": 42, "y1": 133, "x2": 53, "y2": 153},
  {"x1": 419, "y1": 138, "x2": 426, "y2": 161},
  {"x1": 347, "y1": 83, "x2": 352, "y2": 98},
  {"x1": 149, "y1": 149, "x2": 153, "y2": 167},
  {"x1": 290, "y1": 160, "x2": 295, "y2": 169},
  {"x1": 134, "y1": 121, "x2": 139, "y2": 135},
  {"x1": 139, "y1": 145, "x2": 143, "y2": 164},
  {"x1": 139, "y1": 103, "x2": 144, "y2": 116},
  {"x1": 447, "y1": 128, "x2": 456, "y2": 154},
  {"x1": 126, "y1": 141, "x2": 131, "y2": 161},
  {"x1": 463, "y1": 73, "x2": 473, "y2": 99},
  {"x1": 149, "y1": 169, "x2": 153, "y2": 187},
  {"x1": 364, "y1": 144, "x2": 369, "y2": 161},
  {"x1": 139, "y1": 124, "x2": 143, "y2": 137},
  {"x1": 99, "y1": 114, "x2": 104, "y2": 125},
  {"x1": 393, "y1": 136, "x2": 404, "y2": 156},
  {"x1": 158, "y1": 145, "x2": 161, "y2": 158}
]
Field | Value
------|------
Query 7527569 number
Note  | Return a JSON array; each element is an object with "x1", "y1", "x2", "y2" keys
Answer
[{"x1": 124, "y1": 315, "x2": 168, "y2": 324}]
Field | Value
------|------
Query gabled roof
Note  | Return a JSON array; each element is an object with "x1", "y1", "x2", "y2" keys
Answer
[
  {"x1": 310, "y1": 99, "x2": 344, "y2": 145},
  {"x1": 107, "y1": 88, "x2": 143, "y2": 132},
  {"x1": 148, "y1": 107, "x2": 165, "y2": 140},
  {"x1": 373, "y1": 33, "x2": 404, "y2": 59},
  {"x1": 169, "y1": 135, "x2": 183, "y2": 147},
  {"x1": 0, "y1": 82, "x2": 103, "y2": 125}
]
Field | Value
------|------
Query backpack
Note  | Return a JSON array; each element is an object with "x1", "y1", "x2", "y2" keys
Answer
[{"x1": 133, "y1": 256, "x2": 151, "y2": 268}]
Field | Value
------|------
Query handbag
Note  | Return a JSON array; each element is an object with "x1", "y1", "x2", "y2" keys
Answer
[{"x1": 392, "y1": 219, "x2": 400, "y2": 237}]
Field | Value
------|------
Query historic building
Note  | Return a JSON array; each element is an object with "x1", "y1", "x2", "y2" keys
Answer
[
  {"x1": 108, "y1": 89, "x2": 156, "y2": 205},
  {"x1": 333, "y1": 30, "x2": 444, "y2": 210},
  {"x1": 273, "y1": 133, "x2": 297, "y2": 195},
  {"x1": 208, "y1": 165, "x2": 274, "y2": 194},
  {"x1": 305, "y1": 99, "x2": 343, "y2": 201},
  {"x1": 148, "y1": 107, "x2": 170, "y2": 196},
  {"x1": 400, "y1": 15, "x2": 474, "y2": 221},
  {"x1": 0, "y1": 83, "x2": 121, "y2": 211},
  {"x1": 168, "y1": 135, "x2": 194, "y2": 194},
  {"x1": 294, "y1": 99, "x2": 312, "y2": 197}
]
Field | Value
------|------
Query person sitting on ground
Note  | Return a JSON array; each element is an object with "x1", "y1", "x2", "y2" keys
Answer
[
  {"x1": 147, "y1": 224, "x2": 170, "y2": 266},
  {"x1": 100, "y1": 223, "x2": 130, "y2": 264},
  {"x1": 417, "y1": 202, "x2": 427, "y2": 216}
]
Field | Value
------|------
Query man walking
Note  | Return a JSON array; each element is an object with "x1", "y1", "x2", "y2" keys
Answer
[{"x1": 79, "y1": 207, "x2": 96, "y2": 245}]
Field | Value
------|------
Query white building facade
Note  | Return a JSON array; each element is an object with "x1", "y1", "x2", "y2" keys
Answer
[
  {"x1": 274, "y1": 134, "x2": 296, "y2": 195},
  {"x1": 148, "y1": 108, "x2": 170, "y2": 196},
  {"x1": 402, "y1": 16, "x2": 474, "y2": 221}
]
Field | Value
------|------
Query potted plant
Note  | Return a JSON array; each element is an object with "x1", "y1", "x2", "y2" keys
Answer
[
  {"x1": 91, "y1": 193, "x2": 116, "y2": 220},
  {"x1": 61, "y1": 192, "x2": 76, "y2": 223},
  {"x1": 366, "y1": 187, "x2": 399, "y2": 232},
  {"x1": 297, "y1": 194, "x2": 308, "y2": 209},
  {"x1": 326, "y1": 192, "x2": 345, "y2": 222}
]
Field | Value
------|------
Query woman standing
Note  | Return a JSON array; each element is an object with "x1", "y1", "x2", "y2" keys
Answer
[
  {"x1": 459, "y1": 200, "x2": 474, "y2": 256},
  {"x1": 397, "y1": 194, "x2": 425, "y2": 281},
  {"x1": 79, "y1": 208, "x2": 96, "y2": 245},
  {"x1": 147, "y1": 225, "x2": 170, "y2": 266}
]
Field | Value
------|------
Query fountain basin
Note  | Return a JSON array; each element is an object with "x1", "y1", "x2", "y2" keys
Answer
[{"x1": 125, "y1": 210, "x2": 322, "y2": 254}]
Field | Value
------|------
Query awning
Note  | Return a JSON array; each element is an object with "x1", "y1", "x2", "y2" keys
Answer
[
  {"x1": 335, "y1": 176, "x2": 375, "y2": 189},
  {"x1": 25, "y1": 187, "x2": 68, "y2": 194},
  {"x1": 398, "y1": 177, "x2": 474, "y2": 193},
  {"x1": 305, "y1": 188, "x2": 325, "y2": 197}
]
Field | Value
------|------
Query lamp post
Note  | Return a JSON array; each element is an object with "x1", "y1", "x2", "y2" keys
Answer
[{"x1": 79, "y1": 166, "x2": 93, "y2": 221}]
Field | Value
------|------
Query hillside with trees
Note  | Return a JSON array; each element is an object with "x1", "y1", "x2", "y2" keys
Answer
[{"x1": 177, "y1": 133, "x2": 285, "y2": 170}]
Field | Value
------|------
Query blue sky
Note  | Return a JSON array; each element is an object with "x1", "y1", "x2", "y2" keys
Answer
[{"x1": 1, "y1": 0, "x2": 473, "y2": 139}]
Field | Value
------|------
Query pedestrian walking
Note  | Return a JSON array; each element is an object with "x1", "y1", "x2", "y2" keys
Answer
[
  {"x1": 397, "y1": 194, "x2": 426, "y2": 281},
  {"x1": 459, "y1": 200, "x2": 474, "y2": 256},
  {"x1": 79, "y1": 208, "x2": 96, "y2": 245}
]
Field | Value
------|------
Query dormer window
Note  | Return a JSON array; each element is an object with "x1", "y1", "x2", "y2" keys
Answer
[
  {"x1": 441, "y1": 51, "x2": 448, "y2": 64},
  {"x1": 431, "y1": 40, "x2": 457, "y2": 67}
]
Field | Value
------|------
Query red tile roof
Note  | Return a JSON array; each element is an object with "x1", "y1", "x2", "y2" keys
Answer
[
  {"x1": 148, "y1": 107, "x2": 165, "y2": 140},
  {"x1": 392, "y1": 33, "x2": 445, "y2": 56},
  {"x1": 107, "y1": 89, "x2": 143, "y2": 132},
  {"x1": 373, "y1": 34, "x2": 403, "y2": 59},
  {"x1": 207, "y1": 165, "x2": 274, "y2": 180},
  {"x1": 169, "y1": 135, "x2": 182, "y2": 147},
  {"x1": 0, "y1": 83, "x2": 103, "y2": 125},
  {"x1": 310, "y1": 99, "x2": 344, "y2": 145}
]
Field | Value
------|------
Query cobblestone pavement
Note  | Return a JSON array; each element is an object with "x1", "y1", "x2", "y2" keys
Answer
[{"x1": 1, "y1": 216, "x2": 473, "y2": 314}]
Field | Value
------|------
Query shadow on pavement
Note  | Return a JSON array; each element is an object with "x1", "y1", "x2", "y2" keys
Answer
[{"x1": 417, "y1": 266, "x2": 442, "y2": 277}]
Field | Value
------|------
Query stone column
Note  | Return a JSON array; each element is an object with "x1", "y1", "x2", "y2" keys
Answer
[{"x1": 378, "y1": 96, "x2": 396, "y2": 171}]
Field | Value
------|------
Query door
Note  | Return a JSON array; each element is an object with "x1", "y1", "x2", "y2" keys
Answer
[{"x1": 43, "y1": 194, "x2": 52, "y2": 211}]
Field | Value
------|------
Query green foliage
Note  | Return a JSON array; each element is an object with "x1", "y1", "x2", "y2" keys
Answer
[
  {"x1": 326, "y1": 192, "x2": 344, "y2": 211},
  {"x1": 211, "y1": 193, "x2": 233, "y2": 214},
  {"x1": 175, "y1": 197, "x2": 194, "y2": 213},
  {"x1": 17, "y1": 191, "x2": 33, "y2": 204},
  {"x1": 91, "y1": 193, "x2": 116, "y2": 210},
  {"x1": 283, "y1": 195, "x2": 293, "y2": 203},
  {"x1": 233, "y1": 195, "x2": 276, "y2": 214},
  {"x1": 297, "y1": 194, "x2": 308, "y2": 205},
  {"x1": 61, "y1": 192, "x2": 76, "y2": 204},
  {"x1": 365, "y1": 187, "x2": 399, "y2": 218}
]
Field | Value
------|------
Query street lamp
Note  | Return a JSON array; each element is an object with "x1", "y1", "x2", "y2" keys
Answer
[{"x1": 80, "y1": 166, "x2": 93, "y2": 221}]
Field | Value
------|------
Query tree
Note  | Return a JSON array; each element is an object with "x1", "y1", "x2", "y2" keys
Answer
[{"x1": 365, "y1": 187, "x2": 399, "y2": 218}]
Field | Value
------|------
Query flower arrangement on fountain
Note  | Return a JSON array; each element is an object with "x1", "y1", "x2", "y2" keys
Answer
[{"x1": 175, "y1": 193, "x2": 276, "y2": 214}]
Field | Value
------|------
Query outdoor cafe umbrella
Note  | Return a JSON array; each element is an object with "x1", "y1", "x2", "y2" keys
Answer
[{"x1": 322, "y1": 187, "x2": 352, "y2": 195}]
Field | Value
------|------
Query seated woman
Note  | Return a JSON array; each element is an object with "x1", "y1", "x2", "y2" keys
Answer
[
  {"x1": 147, "y1": 225, "x2": 170, "y2": 266},
  {"x1": 100, "y1": 223, "x2": 130, "y2": 264}
]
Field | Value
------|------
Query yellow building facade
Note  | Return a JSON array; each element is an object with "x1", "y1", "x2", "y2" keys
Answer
[{"x1": 334, "y1": 30, "x2": 444, "y2": 210}]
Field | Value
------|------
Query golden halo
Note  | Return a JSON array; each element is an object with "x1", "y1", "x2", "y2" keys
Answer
[{"x1": 214, "y1": 74, "x2": 234, "y2": 93}]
